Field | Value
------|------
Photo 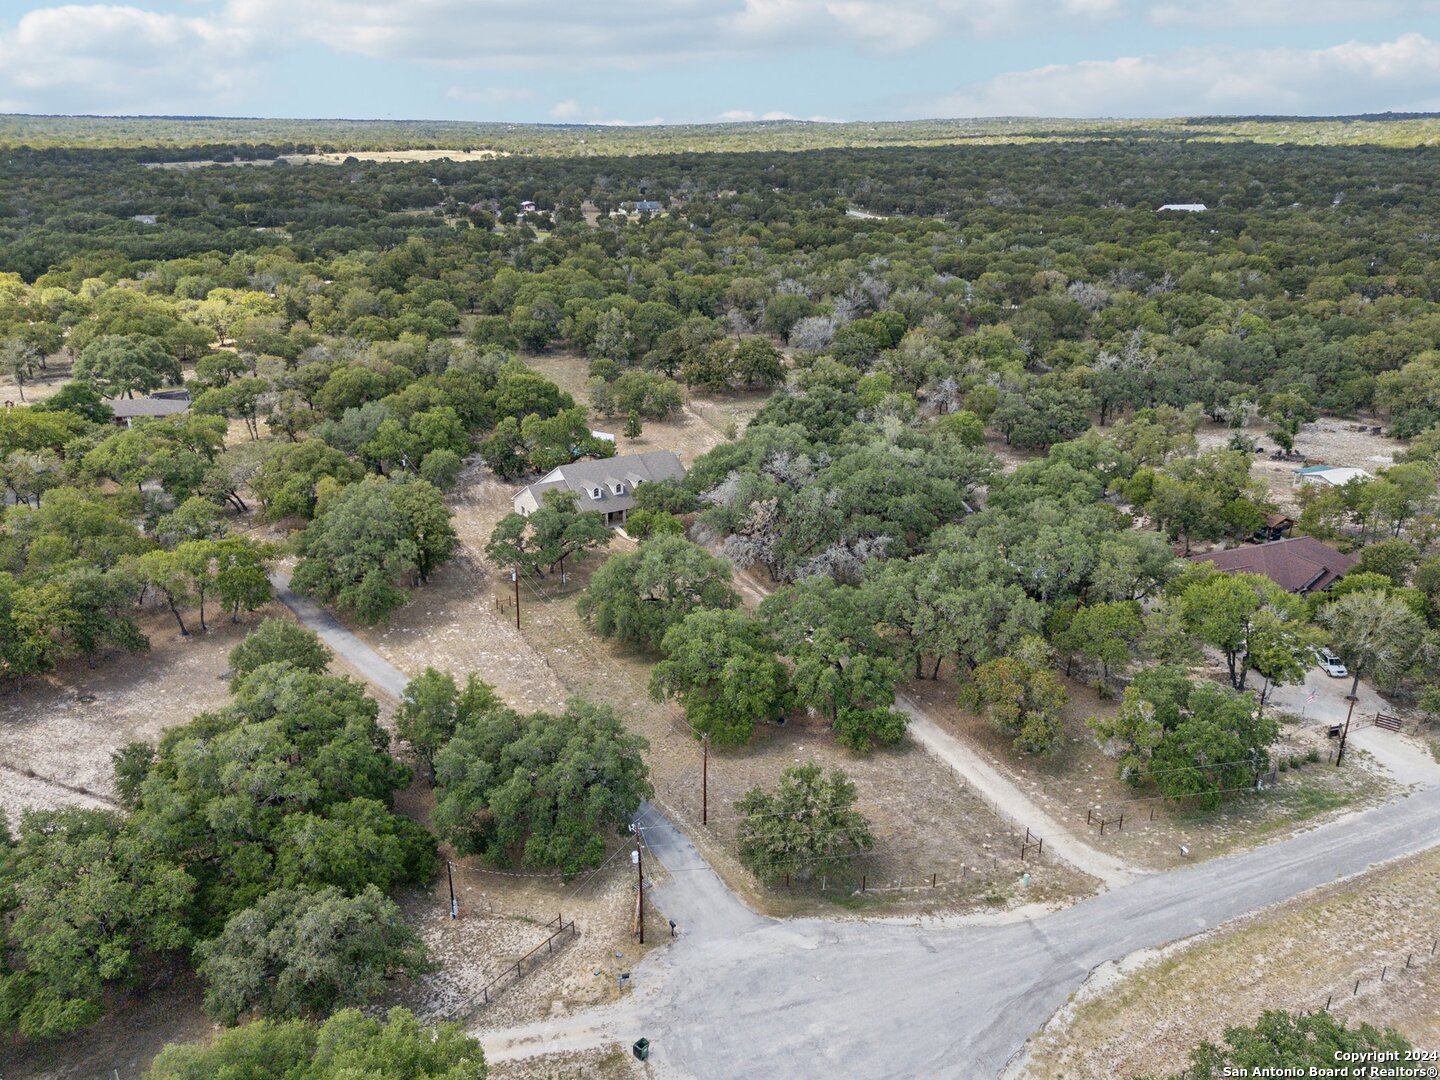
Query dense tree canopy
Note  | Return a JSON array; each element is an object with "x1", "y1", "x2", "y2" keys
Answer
[{"x1": 432, "y1": 697, "x2": 652, "y2": 875}]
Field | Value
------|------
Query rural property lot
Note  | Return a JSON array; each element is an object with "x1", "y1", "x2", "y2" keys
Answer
[
  {"x1": 0, "y1": 602, "x2": 289, "y2": 825},
  {"x1": 903, "y1": 676, "x2": 1396, "y2": 871}
]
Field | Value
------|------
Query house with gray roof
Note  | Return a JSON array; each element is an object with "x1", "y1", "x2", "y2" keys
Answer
[
  {"x1": 104, "y1": 389, "x2": 191, "y2": 426},
  {"x1": 512, "y1": 449, "x2": 685, "y2": 526}
]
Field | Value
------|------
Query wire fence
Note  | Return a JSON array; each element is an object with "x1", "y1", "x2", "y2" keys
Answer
[
  {"x1": 651, "y1": 792, "x2": 1042, "y2": 901},
  {"x1": 1319, "y1": 931, "x2": 1440, "y2": 1015}
]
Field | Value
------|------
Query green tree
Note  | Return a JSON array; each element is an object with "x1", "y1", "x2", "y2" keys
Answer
[
  {"x1": 395, "y1": 668, "x2": 499, "y2": 778},
  {"x1": 0, "y1": 337, "x2": 42, "y2": 402},
  {"x1": 1259, "y1": 391, "x2": 1316, "y2": 453},
  {"x1": 735, "y1": 763, "x2": 874, "y2": 885},
  {"x1": 0, "y1": 808, "x2": 192, "y2": 1038},
  {"x1": 252, "y1": 438, "x2": 364, "y2": 522},
  {"x1": 195, "y1": 885, "x2": 429, "y2": 1025},
  {"x1": 1054, "y1": 601, "x2": 1142, "y2": 691},
  {"x1": 229, "y1": 617, "x2": 332, "y2": 676},
  {"x1": 486, "y1": 489, "x2": 611, "y2": 580},
  {"x1": 432, "y1": 699, "x2": 652, "y2": 875},
  {"x1": 964, "y1": 639, "x2": 1069, "y2": 755},
  {"x1": 650, "y1": 609, "x2": 791, "y2": 746},
  {"x1": 1088, "y1": 687, "x2": 1168, "y2": 785},
  {"x1": 135, "y1": 548, "x2": 198, "y2": 636},
  {"x1": 1162, "y1": 1009, "x2": 1409, "y2": 1079},
  {"x1": 1178, "y1": 571, "x2": 1303, "y2": 691},
  {"x1": 1355, "y1": 537, "x2": 1418, "y2": 586},
  {"x1": 1148, "y1": 681, "x2": 1278, "y2": 809},
  {"x1": 1319, "y1": 588, "x2": 1427, "y2": 698},
  {"x1": 128, "y1": 662, "x2": 416, "y2": 926},
  {"x1": 145, "y1": 1007, "x2": 487, "y2": 1079},
  {"x1": 292, "y1": 477, "x2": 457, "y2": 623},
  {"x1": 74, "y1": 334, "x2": 181, "y2": 398},
  {"x1": 731, "y1": 338, "x2": 786, "y2": 389},
  {"x1": 577, "y1": 535, "x2": 739, "y2": 652}
]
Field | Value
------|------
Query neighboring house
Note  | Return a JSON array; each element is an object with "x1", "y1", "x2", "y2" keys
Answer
[
  {"x1": 1188, "y1": 536, "x2": 1357, "y2": 595},
  {"x1": 634, "y1": 200, "x2": 663, "y2": 213},
  {"x1": 519, "y1": 200, "x2": 537, "y2": 213},
  {"x1": 512, "y1": 449, "x2": 686, "y2": 526},
  {"x1": 104, "y1": 389, "x2": 191, "y2": 426},
  {"x1": 1157, "y1": 203, "x2": 1207, "y2": 212},
  {"x1": 131, "y1": 214, "x2": 159, "y2": 225},
  {"x1": 1254, "y1": 512, "x2": 1295, "y2": 543},
  {"x1": 1294, "y1": 464, "x2": 1373, "y2": 489}
]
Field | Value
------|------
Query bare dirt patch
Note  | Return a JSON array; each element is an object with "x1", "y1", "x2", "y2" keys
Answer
[
  {"x1": 499, "y1": 560, "x2": 1093, "y2": 917},
  {"x1": 0, "y1": 353, "x2": 74, "y2": 406},
  {"x1": 1015, "y1": 846, "x2": 1440, "y2": 1080},
  {"x1": 0, "y1": 603, "x2": 288, "y2": 824},
  {"x1": 1195, "y1": 416, "x2": 1407, "y2": 516},
  {"x1": 519, "y1": 350, "x2": 770, "y2": 462}
]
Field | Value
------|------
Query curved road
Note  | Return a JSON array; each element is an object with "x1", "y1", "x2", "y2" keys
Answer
[
  {"x1": 490, "y1": 786, "x2": 1440, "y2": 1078},
  {"x1": 273, "y1": 574, "x2": 1440, "y2": 1079}
]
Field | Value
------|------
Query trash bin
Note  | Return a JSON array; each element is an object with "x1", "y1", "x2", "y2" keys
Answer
[{"x1": 633, "y1": 1038, "x2": 650, "y2": 1061}]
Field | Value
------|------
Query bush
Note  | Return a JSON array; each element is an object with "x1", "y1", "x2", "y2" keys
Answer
[{"x1": 229, "y1": 617, "x2": 332, "y2": 676}]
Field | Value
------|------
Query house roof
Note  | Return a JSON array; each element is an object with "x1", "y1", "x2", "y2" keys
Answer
[
  {"x1": 1157, "y1": 203, "x2": 1207, "y2": 212},
  {"x1": 515, "y1": 449, "x2": 686, "y2": 516},
  {"x1": 1295, "y1": 465, "x2": 1372, "y2": 487},
  {"x1": 1188, "y1": 536, "x2": 1357, "y2": 594},
  {"x1": 104, "y1": 392, "x2": 191, "y2": 419}
]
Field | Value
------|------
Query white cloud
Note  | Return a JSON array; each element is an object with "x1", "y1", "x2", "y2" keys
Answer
[
  {"x1": 718, "y1": 109, "x2": 844, "y2": 122},
  {"x1": 0, "y1": 4, "x2": 259, "y2": 112},
  {"x1": 220, "y1": 0, "x2": 1123, "y2": 69},
  {"x1": 1147, "y1": 0, "x2": 1439, "y2": 26},
  {"x1": 922, "y1": 33, "x2": 1440, "y2": 118},
  {"x1": 548, "y1": 99, "x2": 585, "y2": 120},
  {"x1": 445, "y1": 85, "x2": 535, "y2": 103}
]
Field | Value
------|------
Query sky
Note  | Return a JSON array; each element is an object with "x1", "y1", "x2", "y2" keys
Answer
[{"x1": 1, "y1": 1, "x2": 1439, "y2": 123}]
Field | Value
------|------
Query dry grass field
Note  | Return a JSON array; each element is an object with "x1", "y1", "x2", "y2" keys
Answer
[
  {"x1": 0, "y1": 602, "x2": 289, "y2": 825},
  {"x1": 1014, "y1": 846, "x2": 1440, "y2": 1080}
]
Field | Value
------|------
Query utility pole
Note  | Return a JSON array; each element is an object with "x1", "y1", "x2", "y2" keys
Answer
[
  {"x1": 632, "y1": 828, "x2": 645, "y2": 944},
  {"x1": 512, "y1": 568, "x2": 520, "y2": 630},
  {"x1": 702, "y1": 733, "x2": 709, "y2": 826},
  {"x1": 446, "y1": 860, "x2": 458, "y2": 919},
  {"x1": 1335, "y1": 694, "x2": 1358, "y2": 767}
]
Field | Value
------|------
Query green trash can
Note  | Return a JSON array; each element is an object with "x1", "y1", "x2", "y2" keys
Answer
[{"x1": 633, "y1": 1038, "x2": 650, "y2": 1061}]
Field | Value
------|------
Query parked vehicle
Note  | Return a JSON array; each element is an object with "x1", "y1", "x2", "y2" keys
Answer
[{"x1": 1316, "y1": 649, "x2": 1348, "y2": 678}]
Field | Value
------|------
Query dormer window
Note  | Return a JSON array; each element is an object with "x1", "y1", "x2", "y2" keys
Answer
[
  {"x1": 612, "y1": 482, "x2": 626, "y2": 495},
  {"x1": 590, "y1": 486, "x2": 603, "y2": 499}
]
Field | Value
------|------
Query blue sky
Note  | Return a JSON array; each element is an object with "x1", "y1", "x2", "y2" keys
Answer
[{"x1": 1, "y1": 1, "x2": 1439, "y2": 121}]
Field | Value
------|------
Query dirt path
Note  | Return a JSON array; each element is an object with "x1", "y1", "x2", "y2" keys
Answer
[{"x1": 894, "y1": 695, "x2": 1139, "y2": 887}]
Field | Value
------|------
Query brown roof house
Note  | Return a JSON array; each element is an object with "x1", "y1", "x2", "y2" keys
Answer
[
  {"x1": 512, "y1": 450, "x2": 685, "y2": 527},
  {"x1": 1188, "y1": 536, "x2": 1357, "y2": 596}
]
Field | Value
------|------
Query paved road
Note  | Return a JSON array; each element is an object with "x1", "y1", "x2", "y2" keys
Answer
[
  {"x1": 1268, "y1": 668, "x2": 1440, "y2": 788},
  {"x1": 484, "y1": 779, "x2": 1440, "y2": 1078},
  {"x1": 272, "y1": 577, "x2": 1440, "y2": 1078},
  {"x1": 271, "y1": 571, "x2": 408, "y2": 700}
]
